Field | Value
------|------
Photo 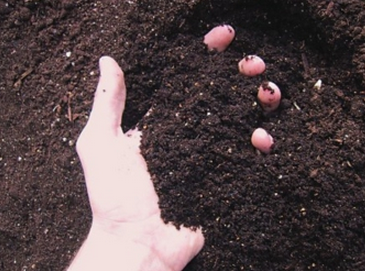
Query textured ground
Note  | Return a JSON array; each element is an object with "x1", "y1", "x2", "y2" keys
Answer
[{"x1": 1, "y1": 0, "x2": 365, "y2": 270}]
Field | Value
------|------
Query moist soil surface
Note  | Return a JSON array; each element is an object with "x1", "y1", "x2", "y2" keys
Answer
[{"x1": 1, "y1": 0, "x2": 365, "y2": 270}]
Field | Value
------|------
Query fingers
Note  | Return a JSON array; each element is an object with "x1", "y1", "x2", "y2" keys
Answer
[{"x1": 87, "y1": 56, "x2": 126, "y2": 133}]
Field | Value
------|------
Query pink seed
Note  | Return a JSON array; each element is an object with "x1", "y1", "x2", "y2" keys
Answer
[
  {"x1": 238, "y1": 55, "x2": 266, "y2": 76},
  {"x1": 203, "y1": 24, "x2": 235, "y2": 52},
  {"x1": 257, "y1": 81, "x2": 281, "y2": 112},
  {"x1": 251, "y1": 128, "x2": 274, "y2": 154}
]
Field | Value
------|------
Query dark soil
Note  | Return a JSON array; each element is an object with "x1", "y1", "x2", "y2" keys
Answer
[{"x1": 1, "y1": 0, "x2": 365, "y2": 270}]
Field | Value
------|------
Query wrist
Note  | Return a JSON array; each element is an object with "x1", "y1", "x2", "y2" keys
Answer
[{"x1": 68, "y1": 221, "x2": 173, "y2": 271}]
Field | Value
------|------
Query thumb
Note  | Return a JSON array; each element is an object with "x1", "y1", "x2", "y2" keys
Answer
[{"x1": 87, "y1": 56, "x2": 126, "y2": 133}]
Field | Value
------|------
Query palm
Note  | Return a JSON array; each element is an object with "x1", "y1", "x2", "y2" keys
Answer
[
  {"x1": 74, "y1": 56, "x2": 204, "y2": 271},
  {"x1": 77, "y1": 127, "x2": 160, "y2": 223}
]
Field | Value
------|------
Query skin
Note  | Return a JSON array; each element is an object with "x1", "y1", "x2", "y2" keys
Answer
[
  {"x1": 251, "y1": 128, "x2": 274, "y2": 154},
  {"x1": 68, "y1": 56, "x2": 204, "y2": 271},
  {"x1": 257, "y1": 81, "x2": 281, "y2": 112},
  {"x1": 204, "y1": 24, "x2": 235, "y2": 52},
  {"x1": 238, "y1": 55, "x2": 266, "y2": 77}
]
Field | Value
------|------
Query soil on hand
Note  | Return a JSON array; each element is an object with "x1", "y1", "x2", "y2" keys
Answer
[{"x1": 1, "y1": 0, "x2": 365, "y2": 270}]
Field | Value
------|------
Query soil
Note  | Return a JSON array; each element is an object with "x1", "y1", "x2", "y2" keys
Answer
[{"x1": 1, "y1": 0, "x2": 365, "y2": 270}]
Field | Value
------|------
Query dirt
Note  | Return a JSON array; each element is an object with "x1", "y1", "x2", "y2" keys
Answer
[{"x1": 1, "y1": 0, "x2": 365, "y2": 270}]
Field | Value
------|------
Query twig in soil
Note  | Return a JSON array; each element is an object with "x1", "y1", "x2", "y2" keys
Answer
[
  {"x1": 13, "y1": 68, "x2": 33, "y2": 88},
  {"x1": 301, "y1": 53, "x2": 311, "y2": 77},
  {"x1": 293, "y1": 101, "x2": 301, "y2": 111},
  {"x1": 325, "y1": 1, "x2": 334, "y2": 16},
  {"x1": 67, "y1": 92, "x2": 74, "y2": 122}
]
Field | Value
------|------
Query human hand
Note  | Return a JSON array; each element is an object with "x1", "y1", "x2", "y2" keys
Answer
[{"x1": 68, "y1": 56, "x2": 204, "y2": 271}]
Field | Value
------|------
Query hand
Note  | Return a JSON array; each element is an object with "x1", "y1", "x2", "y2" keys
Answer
[{"x1": 68, "y1": 56, "x2": 204, "y2": 271}]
